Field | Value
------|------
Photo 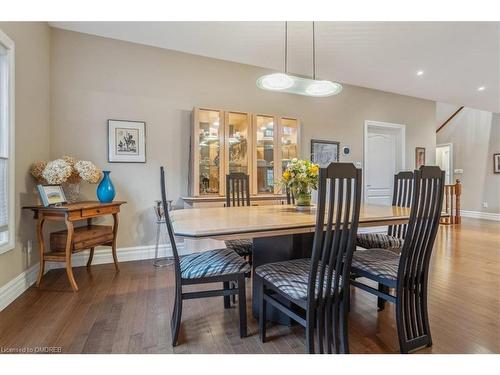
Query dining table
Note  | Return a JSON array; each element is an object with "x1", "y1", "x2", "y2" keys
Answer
[{"x1": 171, "y1": 203, "x2": 412, "y2": 325}]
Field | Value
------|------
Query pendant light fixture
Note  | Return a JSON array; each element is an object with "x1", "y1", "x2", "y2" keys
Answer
[{"x1": 257, "y1": 22, "x2": 342, "y2": 97}]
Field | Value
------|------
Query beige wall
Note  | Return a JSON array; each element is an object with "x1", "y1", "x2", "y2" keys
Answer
[
  {"x1": 0, "y1": 22, "x2": 51, "y2": 288},
  {"x1": 437, "y1": 105, "x2": 500, "y2": 213},
  {"x1": 49, "y1": 28, "x2": 436, "y2": 249},
  {"x1": 0, "y1": 24, "x2": 438, "y2": 289}
]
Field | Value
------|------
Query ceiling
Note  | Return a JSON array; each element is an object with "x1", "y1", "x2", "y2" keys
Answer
[{"x1": 50, "y1": 22, "x2": 500, "y2": 112}]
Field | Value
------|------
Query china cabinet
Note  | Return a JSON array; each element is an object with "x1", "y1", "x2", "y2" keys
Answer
[{"x1": 189, "y1": 107, "x2": 300, "y2": 202}]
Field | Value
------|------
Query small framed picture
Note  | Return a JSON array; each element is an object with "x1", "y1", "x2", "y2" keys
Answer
[
  {"x1": 108, "y1": 119, "x2": 146, "y2": 163},
  {"x1": 37, "y1": 185, "x2": 67, "y2": 207},
  {"x1": 494, "y1": 153, "x2": 500, "y2": 174},
  {"x1": 415, "y1": 147, "x2": 426, "y2": 169},
  {"x1": 311, "y1": 139, "x2": 340, "y2": 167}
]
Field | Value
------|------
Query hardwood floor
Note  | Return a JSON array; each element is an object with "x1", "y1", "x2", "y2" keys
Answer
[{"x1": 0, "y1": 218, "x2": 498, "y2": 354}]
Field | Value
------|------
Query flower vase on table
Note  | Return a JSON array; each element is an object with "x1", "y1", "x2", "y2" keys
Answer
[
  {"x1": 97, "y1": 171, "x2": 116, "y2": 203},
  {"x1": 62, "y1": 182, "x2": 80, "y2": 203},
  {"x1": 296, "y1": 188, "x2": 312, "y2": 207},
  {"x1": 281, "y1": 158, "x2": 319, "y2": 211}
]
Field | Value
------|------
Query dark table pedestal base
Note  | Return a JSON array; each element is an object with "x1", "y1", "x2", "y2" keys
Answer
[{"x1": 252, "y1": 233, "x2": 314, "y2": 325}]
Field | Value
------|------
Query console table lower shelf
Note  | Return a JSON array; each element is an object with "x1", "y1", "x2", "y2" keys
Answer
[{"x1": 24, "y1": 201, "x2": 126, "y2": 292}]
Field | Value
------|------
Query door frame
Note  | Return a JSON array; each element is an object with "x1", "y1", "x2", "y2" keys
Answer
[
  {"x1": 363, "y1": 120, "x2": 406, "y2": 203},
  {"x1": 436, "y1": 143, "x2": 453, "y2": 184}
]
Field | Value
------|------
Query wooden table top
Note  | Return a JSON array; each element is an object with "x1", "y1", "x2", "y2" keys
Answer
[
  {"x1": 23, "y1": 201, "x2": 127, "y2": 212},
  {"x1": 171, "y1": 204, "x2": 412, "y2": 239}
]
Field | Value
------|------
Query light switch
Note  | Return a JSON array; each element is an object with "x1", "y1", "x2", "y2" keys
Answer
[{"x1": 454, "y1": 169, "x2": 464, "y2": 174}]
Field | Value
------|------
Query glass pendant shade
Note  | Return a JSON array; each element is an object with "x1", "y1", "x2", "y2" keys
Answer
[
  {"x1": 257, "y1": 73, "x2": 342, "y2": 97},
  {"x1": 257, "y1": 73, "x2": 294, "y2": 90}
]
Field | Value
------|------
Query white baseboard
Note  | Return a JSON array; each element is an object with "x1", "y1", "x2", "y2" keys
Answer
[
  {"x1": 0, "y1": 263, "x2": 40, "y2": 311},
  {"x1": 0, "y1": 242, "x2": 186, "y2": 312},
  {"x1": 460, "y1": 210, "x2": 500, "y2": 221}
]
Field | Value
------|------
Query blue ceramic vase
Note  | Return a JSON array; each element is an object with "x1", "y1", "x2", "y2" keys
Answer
[{"x1": 97, "y1": 171, "x2": 115, "y2": 203}]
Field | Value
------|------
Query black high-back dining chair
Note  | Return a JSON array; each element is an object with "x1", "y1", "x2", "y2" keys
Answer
[
  {"x1": 224, "y1": 173, "x2": 253, "y2": 263},
  {"x1": 356, "y1": 171, "x2": 414, "y2": 253},
  {"x1": 255, "y1": 163, "x2": 362, "y2": 354},
  {"x1": 225, "y1": 172, "x2": 251, "y2": 207},
  {"x1": 160, "y1": 167, "x2": 250, "y2": 346},
  {"x1": 285, "y1": 186, "x2": 295, "y2": 205},
  {"x1": 350, "y1": 166, "x2": 445, "y2": 353}
]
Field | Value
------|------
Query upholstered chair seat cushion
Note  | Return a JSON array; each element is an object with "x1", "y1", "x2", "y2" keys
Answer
[
  {"x1": 356, "y1": 233, "x2": 404, "y2": 253},
  {"x1": 255, "y1": 258, "x2": 341, "y2": 301},
  {"x1": 351, "y1": 248, "x2": 400, "y2": 287},
  {"x1": 180, "y1": 248, "x2": 251, "y2": 279},
  {"x1": 225, "y1": 239, "x2": 253, "y2": 257}
]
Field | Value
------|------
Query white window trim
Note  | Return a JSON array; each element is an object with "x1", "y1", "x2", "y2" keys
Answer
[{"x1": 0, "y1": 29, "x2": 15, "y2": 254}]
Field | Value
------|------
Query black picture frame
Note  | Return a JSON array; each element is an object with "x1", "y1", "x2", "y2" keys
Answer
[
  {"x1": 107, "y1": 119, "x2": 147, "y2": 163},
  {"x1": 310, "y1": 139, "x2": 340, "y2": 167},
  {"x1": 494, "y1": 153, "x2": 500, "y2": 174},
  {"x1": 415, "y1": 147, "x2": 426, "y2": 168}
]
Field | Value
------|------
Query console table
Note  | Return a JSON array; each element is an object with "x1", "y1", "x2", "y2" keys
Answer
[{"x1": 24, "y1": 201, "x2": 126, "y2": 292}]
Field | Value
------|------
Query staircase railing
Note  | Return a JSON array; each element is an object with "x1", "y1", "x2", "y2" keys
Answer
[
  {"x1": 441, "y1": 179, "x2": 461, "y2": 225},
  {"x1": 436, "y1": 106, "x2": 464, "y2": 133}
]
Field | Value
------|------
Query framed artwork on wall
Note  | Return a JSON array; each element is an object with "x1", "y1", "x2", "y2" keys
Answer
[
  {"x1": 108, "y1": 119, "x2": 146, "y2": 163},
  {"x1": 310, "y1": 139, "x2": 340, "y2": 167},
  {"x1": 415, "y1": 147, "x2": 426, "y2": 168},
  {"x1": 494, "y1": 153, "x2": 500, "y2": 174}
]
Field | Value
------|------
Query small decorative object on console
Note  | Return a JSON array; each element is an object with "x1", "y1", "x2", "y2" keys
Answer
[
  {"x1": 97, "y1": 171, "x2": 116, "y2": 203},
  {"x1": 36, "y1": 184, "x2": 67, "y2": 207}
]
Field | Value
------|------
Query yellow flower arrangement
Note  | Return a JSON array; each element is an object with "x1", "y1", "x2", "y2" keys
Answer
[{"x1": 280, "y1": 158, "x2": 319, "y2": 206}]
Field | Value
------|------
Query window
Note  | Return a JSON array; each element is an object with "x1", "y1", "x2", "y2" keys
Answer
[{"x1": 0, "y1": 30, "x2": 14, "y2": 253}]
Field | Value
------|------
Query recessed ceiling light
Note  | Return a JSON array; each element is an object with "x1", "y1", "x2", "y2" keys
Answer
[
  {"x1": 477, "y1": 86, "x2": 486, "y2": 91},
  {"x1": 416, "y1": 70, "x2": 424, "y2": 76}
]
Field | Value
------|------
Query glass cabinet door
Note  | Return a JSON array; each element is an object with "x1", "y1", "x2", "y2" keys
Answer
[
  {"x1": 197, "y1": 109, "x2": 223, "y2": 195},
  {"x1": 280, "y1": 117, "x2": 299, "y2": 173},
  {"x1": 255, "y1": 115, "x2": 276, "y2": 194},
  {"x1": 191, "y1": 108, "x2": 300, "y2": 198},
  {"x1": 226, "y1": 112, "x2": 250, "y2": 176}
]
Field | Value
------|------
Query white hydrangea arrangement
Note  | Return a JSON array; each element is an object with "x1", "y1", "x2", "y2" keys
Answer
[
  {"x1": 74, "y1": 160, "x2": 102, "y2": 184},
  {"x1": 31, "y1": 156, "x2": 102, "y2": 185},
  {"x1": 41, "y1": 159, "x2": 73, "y2": 184}
]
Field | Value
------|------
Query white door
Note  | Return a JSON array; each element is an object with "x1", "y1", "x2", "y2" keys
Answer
[
  {"x1": 364, "y1": 122, "x2": 405, "y2": 205},
  {"x1": 436, "y1": 144, "x2": 452, "y2": 184}
]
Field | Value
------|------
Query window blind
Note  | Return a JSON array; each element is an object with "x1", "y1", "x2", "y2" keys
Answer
[
  {"x1": 0, "y1": 43, "x2": 8, "y2": 235},
  {"x1": 0, "y1": 158, "x2": 7, "y2": 233}
]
